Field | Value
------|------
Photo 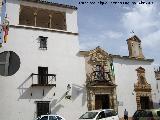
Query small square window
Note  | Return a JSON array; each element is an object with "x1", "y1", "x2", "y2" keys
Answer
[{"x1": 39, "y1": 36, "x2": 48, "y2": 50}]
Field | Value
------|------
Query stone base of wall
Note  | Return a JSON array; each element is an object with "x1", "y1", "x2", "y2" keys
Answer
[{"x1": 119, "y1": 117, "x2": 132, "y2": 120}]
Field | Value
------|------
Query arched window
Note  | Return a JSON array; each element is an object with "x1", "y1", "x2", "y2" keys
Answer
[
  {"x1": 36, "y1": 9, "x2": 50, "y2": 28},
  {"x1": 19, "y1": 5, "x2": 35, "y2": 26}
]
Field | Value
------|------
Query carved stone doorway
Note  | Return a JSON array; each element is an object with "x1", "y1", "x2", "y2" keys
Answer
[
  {"x1": 95, "y1": 94, "x2": 110, "y2": 109},
  {"x1": 134, "y1": 67, "x2": 153, "y2": 110},
  {"x1": 87, "y1": 86, "x2": 117, "y2": 111},
  {"x1": 82, "y1": 47, "x2": 117, "y2": 111}
]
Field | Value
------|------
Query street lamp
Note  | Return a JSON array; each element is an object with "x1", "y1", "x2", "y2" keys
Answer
[{"x1": 66, "y1": 84, "x2": 71, "y2": 99}]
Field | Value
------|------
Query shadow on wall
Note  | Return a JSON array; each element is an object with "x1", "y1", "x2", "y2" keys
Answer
[
  {"x1": 17, "y1": 74, "x2": 87, "y2": 113},
  {"x1": 50, "y1": 95, "x2": 66, "y2": 114},
  {"x1": 50, "y1": 84, "x2": 87, "y2": 114},
  {"x1": 17, "y1": 74, "x2": 54, "y2": 100},
  {"x1": 153, "y1": 102, "x2": 160, "y2": 108},
  {"x1": 72, "y1": 84, "x2": 87, "y2": 106}
]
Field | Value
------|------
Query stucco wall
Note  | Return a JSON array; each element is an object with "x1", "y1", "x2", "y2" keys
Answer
[
  {"x1": 0, "y1": 27, "x2": 87, "y2": 120},
  {"x1": 113, "y1": 58, "x2": 159, "y2": 118}
]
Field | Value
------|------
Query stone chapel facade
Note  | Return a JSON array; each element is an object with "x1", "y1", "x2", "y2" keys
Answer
[{"x1": 80, "y1": 35, "x2": 160, "y2": 118}]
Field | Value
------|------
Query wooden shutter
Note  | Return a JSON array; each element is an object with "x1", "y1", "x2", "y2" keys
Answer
[
  {"x1": 38, "y1": 67, "x2": 48, "y2": 85},
  {"x1": 37, "y1": 102, "x2": 50, "y2": 117}
]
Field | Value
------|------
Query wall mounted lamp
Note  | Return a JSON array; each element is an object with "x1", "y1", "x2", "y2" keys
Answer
[{"x1": 66, "y1": 84, "x2": 72, "y2": 99}]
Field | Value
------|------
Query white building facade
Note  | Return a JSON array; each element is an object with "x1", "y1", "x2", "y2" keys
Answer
[
  {"x1": 113, "y1": 57, "x2": 160, "y2": 118},
  {"x1": 113, "y1": 35, "x2": 160, "y2": 118},
  {"x1": 0, "y1": 0, "x2": 87, "y2": 120},
  {"x1": 0, "y1": 1, "x2": 160, "y2": 120}
]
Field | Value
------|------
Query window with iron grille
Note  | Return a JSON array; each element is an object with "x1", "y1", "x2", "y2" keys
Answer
[
  {"x1": 95, "y1": 65, "x2": 105, "y2": 80},
  {"x1": 37, "y1": 101, "x2": 50, "y2": 117},
  {"x1": 39, "y1": 36, "x2": 48, "y2": 50}
]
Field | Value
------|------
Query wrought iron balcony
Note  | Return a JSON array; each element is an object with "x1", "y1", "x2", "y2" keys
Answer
[{"x1": 31, "y1": 73, "x2": 56, "y2": 87}]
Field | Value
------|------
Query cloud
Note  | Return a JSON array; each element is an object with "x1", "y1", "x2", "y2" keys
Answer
[
  {"x1": 79, "y1": 30, "x2": 124, "y2": 50},
  {"x1": 122, "y1": 2, "x2": 160, "y2": 48},
  {"x1": 79, "y1": 34, "x2": 102, "y2": 50},
  {"x1": 122, "y1": 6, "x2": 131, "y2": 11},
  {"x1": 142, "y1": 30, "x2": 160, "y2": 49},
  {"x1": 121, "y1": 2, "x2": 160, "y2": 65},
  {"x1": 105, "y1": 31, "x2": 123, "y2": 39},
  {"x1": 122, "y1": 3, "x2": 159, "y2": 33}
]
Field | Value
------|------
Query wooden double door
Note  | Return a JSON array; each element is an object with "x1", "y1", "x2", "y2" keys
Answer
[{"x1": 95, "y1": 94, "x2": 110, "y2": 109}]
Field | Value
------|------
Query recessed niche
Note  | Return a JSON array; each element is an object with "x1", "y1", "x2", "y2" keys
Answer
[{"x1": 0, "y1": 51, "x2": 20, "y2": 76}]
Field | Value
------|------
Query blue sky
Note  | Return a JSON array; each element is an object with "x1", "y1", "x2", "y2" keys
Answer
[{"x1": 54, "y1": 0, "x2": 160, "y2": 66}]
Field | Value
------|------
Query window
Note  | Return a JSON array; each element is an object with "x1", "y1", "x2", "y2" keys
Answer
[
  {"x1": 95, "y1": 65, "x2": 105, "y2": 80},
  {"x1": 131, "y1": 42, "x2": 134, "y2": 46},
  {"x1": 105, "y1": 111, "x2": 112, "y2": 117},
  {"x1": 97, "y1": 111, "x2": 105, "y2": 119},
  {"x1": 19, "y1": 5, "x2": 35, "y2": 26},
  {"x1": 39, "y1": 36, "x2": 48, "y2": 50},
  {"x1": 79, "y1": 112, "x2": 98, "y2": 119},
  {"x1": 38, "y1": 67, "x2": 48, "y2": 85},
  {"x1": 139, "y1": 43, "x2": 141, "y2": 48},
  {"x1": 56, "y1": 116, "x2": 63, "y2": 120},
  {"x1": 37, "y1": 102, "x2": 50, "y2": 117},
  {"x1": 49, "y1": 116, "x2": 57, "y2": 120},
  {"x1": 0, "y1": 51, "x2": 20, "y2": 76},
  {"x1": 111, "y1": 110, "x2": 118, "y2": 116},
  {"x1": 40, "y1": 116, "x2": 48, "y2": 120},
  {"x1": 157, "y1": 111, "x2": 160, "y2": 117},
  {"x1": 19, "y1": 5, "x2": 66, "y2": 30}
]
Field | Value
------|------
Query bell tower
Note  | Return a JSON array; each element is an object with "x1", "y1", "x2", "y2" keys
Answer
[{"x1": 127, "y1": 35, "x2": 144, "y2": 59}]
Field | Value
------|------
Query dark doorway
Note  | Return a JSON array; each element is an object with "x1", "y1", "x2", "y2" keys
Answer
[
  {"x1": 95, "y1": 94, "x2": 110, "y2": 109},
  {"x1": 38, "y1": 67, "x2": 48, "y2": 85},
  {"x1": 140, "y1": 96, "x2": 150, "y2": 109},
  {"x1": 37, "y1": 102, "x2": 50, "y2": 117}
]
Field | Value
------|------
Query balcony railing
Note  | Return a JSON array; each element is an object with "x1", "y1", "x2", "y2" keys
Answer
[{"x1": 31, "y1": 73, "x2": 56, "y2": 87}]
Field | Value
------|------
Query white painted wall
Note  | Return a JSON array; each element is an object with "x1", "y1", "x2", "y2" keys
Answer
[
  {"x1": 113, "y1": 58, "x2": 160, "y2": 118},
  {"x1": 0, "y1": 1, "x2": 86, "y2": 120}
]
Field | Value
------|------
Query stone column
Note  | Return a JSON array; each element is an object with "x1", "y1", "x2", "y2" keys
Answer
[
  {"x1": 49, "y1": 14, "x2": 52, "y2": 28},
  {"x1": 34, "y1": 12, "x2": 37, "y2": 26},
  {"x1": 92, "y1": 93, "x2": 95, "y2": 110},
  {"x1": 113, "y1": 88, "x2": 118, "y2": 111},
  {"x1": 87, "y1": 89, "x2": 93, "y2": 111},
  {"x1": 136, "y1": 93, "x2": 141, "y2": 110},
  {"x1": 109, "y1": 94, "x2": 113, "y2": 109}
]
